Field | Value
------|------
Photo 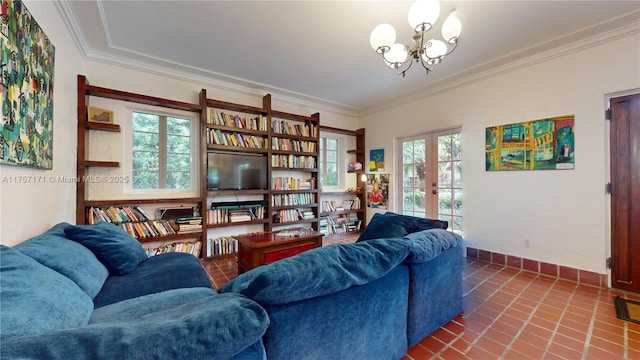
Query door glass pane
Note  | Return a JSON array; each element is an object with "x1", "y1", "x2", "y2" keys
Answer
[
  {"x1": 438, "y1": 135, "x2": 452, "y2": 161},
  {"x1": 414, "y1": 139, "x2": 425, "y2": 162},
  {"x1": 453, "y1": 190, "x2": 463, "y2": 215},
  {"x1": 438, "y1": 162, "x2": 451, "y2": 187},
  {"x1": 453, "y1": 160, "x2": 462, "y2": 187},
  {"x1": 438, "y1": 189, "x2": 452, "y2": 213},
  {"x1": 403, "y1": 164, "x2": 414, "y2": 186},
  {"x1": 403, "y1": 188, "x2": 415, "y2": 211}
]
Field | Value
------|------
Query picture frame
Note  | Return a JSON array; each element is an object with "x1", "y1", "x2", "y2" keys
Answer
[{"x1": 87, "y1": 106, "x2": 114, "y2": 124}]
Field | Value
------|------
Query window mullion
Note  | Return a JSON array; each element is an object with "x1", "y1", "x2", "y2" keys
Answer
[{"x1": 159, "y1": 115, "x2": 167, "y2": 188}]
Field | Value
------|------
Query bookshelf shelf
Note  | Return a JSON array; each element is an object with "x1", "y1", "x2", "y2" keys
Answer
[
  {"x1": 207, "y1": 219, "x2": 269, "y2": 228},
  {"x1": 84, "y1": 160, "x2": 120, "y2": 168},
  {"x1": 87, "y1": 122, "x2": 120, "y2": 132},
  {"x1": 137, "y1": 231, "x2": 203, "y2": 244}
]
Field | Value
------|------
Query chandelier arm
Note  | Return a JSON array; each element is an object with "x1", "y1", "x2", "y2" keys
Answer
[{"x1": 396, "y1": 58, "x2": 414, "y2": 77}]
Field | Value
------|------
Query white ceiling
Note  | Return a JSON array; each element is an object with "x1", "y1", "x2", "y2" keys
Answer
[{"x1": 58, "y1": 1, "x2": 640, "y2": 115}]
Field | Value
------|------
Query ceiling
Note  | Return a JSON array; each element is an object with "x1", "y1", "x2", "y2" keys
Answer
[{"x1": 58, "y1": 1, "x2": 640, "y2": 115}]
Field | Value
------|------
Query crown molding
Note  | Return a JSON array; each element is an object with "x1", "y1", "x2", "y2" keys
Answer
[{"x1": 54, "y1": 0, "x2": 89, "y2": 57}]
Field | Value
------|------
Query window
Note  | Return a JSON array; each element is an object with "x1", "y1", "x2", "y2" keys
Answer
[
  {"x1": 398, "y1": 128, "x2": 463, "y2": 233},
  {"x1": 131, "y1": 111, "x2": 195, "y2": 191},
  {"x1": 319, "y1": 136, "x2": 340, "y2": 188}
]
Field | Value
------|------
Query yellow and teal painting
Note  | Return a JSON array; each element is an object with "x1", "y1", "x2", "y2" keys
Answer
[
  {"x1": 1, "y1": 0, "x2": 55, "y2": 169},
  {"x1": 486, "y1": 115, "x2": 574, "y2": 171}
]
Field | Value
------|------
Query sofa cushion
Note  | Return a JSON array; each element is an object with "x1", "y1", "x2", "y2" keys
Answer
[
  {"x1": 93, "y1": 252, "x2": 213, "y2": 308},
  {"x1": 2, "y1": 293, "x2": 269, "y2": 360},
  {"x1": 403, "y1": 228, "x2": 463, "y2": 264},
  {"x1": 219, "y1": 238, "x2": 411, "y2": 306},
  {"x1": 64, "y1": 221, "x2": 148, "y2": 276},
  {"x1": 15, "y1": 222, "x2": 109, "y2": 298},
  {"x1": 0, "y1": 245, "x2": 94, "y2": 341},
  {"x1": 90, "y1": 287, "x2": 217, "y2": 324},
  {"x1": 357, "y1": 212, "x2": 448, "y2": 242}
]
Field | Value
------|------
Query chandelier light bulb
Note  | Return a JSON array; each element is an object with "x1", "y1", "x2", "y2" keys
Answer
[
  {"x1": 425, "y1": 39, "x2": 447, "y2": 58},
  {"x1": 441, "y1": 11, "x2": 462, "y2": 43},
  {"x1": 370, "y1": 24, "x2": 397, "y2": 52},
  {"x1": 408, "y1": 0, "x2": 441, "y2": 31},
  {"x1": 386, "y1": 43, "x2": 409, "y2": 64}
]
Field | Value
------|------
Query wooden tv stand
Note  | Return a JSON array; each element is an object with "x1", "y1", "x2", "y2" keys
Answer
[{"x1": 236, "y1": 228, "x2": 323, "y2": 273}]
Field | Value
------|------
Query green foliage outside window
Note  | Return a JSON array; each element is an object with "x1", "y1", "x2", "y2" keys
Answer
[{"x1": 132, "y1": 112, "x2": 191, "y2": 190}]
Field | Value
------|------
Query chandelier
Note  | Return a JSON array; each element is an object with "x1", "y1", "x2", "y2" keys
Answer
[{"x1": 369, "y1": 0, "x2": 462, "y2": 77}]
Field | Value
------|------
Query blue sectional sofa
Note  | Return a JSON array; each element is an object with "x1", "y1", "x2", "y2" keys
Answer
[
  {"x1": 0, "y1": 222, "x2": 269, "y2": 360},
  {"x1": 1, "y1": 213, "x2": 462, "y2": 360},
  {"x1": 220, "y1": 212, "x2": 464, "y2": 359}
]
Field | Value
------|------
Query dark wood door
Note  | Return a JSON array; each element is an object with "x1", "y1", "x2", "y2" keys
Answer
[{"x1": 610, "y1": 93, "x2": 640, "y2": 293}]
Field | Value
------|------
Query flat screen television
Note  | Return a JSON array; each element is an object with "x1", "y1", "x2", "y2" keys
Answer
[{"x1": 207, "y1": 151, "x2": 268, "y2": 190}]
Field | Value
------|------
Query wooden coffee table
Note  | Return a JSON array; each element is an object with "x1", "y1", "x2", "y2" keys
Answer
[{"x1": 236, "y1": 228, "x2": 323, "y2": 273}]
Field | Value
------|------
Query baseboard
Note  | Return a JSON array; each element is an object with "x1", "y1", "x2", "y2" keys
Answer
[{"x1": 466, "y1": 247, "x2": 608, "y2": 288}]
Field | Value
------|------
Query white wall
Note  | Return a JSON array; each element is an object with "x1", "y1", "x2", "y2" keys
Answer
[
  {"x1": 0, "y1": 0, "x2": 83, "y2": 246},
  {"x1": 360, "y1": 33, "x2": 640, "y2": 274}
]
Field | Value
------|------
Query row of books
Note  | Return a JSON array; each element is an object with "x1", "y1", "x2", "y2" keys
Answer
[
  {"x1": 271, "y1": 119, "x2": 318, "y2": 138},
  {"x1": 271, "y1": 137, "x2": 317, "y2": 153},
  {"x1": 273, "y1": 208, "x2": 315, "y2": 223},
  {"x1": 207, "y1": 206, "x2": 265, "y2": 224},
  {"x1": 88, "y1": 206, "x2": 152, "y2": 224},
  {"x1": 206, "y1": 236, "x2": 239, "y2": 257},
  {"x1": 320, "y1": 213, "x2": 362, "y2": 235},
  {"x1": 208, "y1": 109, "x2": 268, "y2": 131},
  {"x1": 207, "y1": 128, "x2": 267, "y2": 149},
  {"x1": 271, "y1": 154, "x2": 316, "y2": 169},
  {"x1": 119, "y1": 220, "x2": 176, "y2": 239},
  {"x1": 321, "y1": 198, "x2": 361, "y2": 212},
  {"x1": 145, "y1": 241, "x2": 201, "y2": 257},
  {"x1": 272, "y1": 177, "x2": 314, "y2": 190},
  {"x1": 271, "y1": 193, "x2": 316, "y2": 207}
]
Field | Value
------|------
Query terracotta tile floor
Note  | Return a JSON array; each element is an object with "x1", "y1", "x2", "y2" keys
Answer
[{"x1": 202, "y1": 235, "x2": 640, "y2": 359}]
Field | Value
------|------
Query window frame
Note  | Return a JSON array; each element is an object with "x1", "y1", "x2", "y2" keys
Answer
[
  {"x1": 319, "y1": 135, "x2": 345, "y2": 189},
  {"x1": 123, "y1": 104, "x2": 199, "y2": 197}
]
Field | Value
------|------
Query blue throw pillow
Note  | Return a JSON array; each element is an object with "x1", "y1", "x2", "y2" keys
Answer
[
  {"x1": 65, "y1": 222, "x2": 148, "y2": 275},
  {"x1": 0, "y1": 245, "x2": 94, "y2": 341},
  {"x1": 15, "y1": 222, "x2": 109, "y2": 299}
]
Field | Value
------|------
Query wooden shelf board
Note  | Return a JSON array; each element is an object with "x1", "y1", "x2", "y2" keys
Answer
[
  {"x1": 137, "y1": 231, "x2": 202, "y2": 243},
  {"x1": 85, "y1": 160, "x2": 120, "y2": 168},
  {"x1": 85, "y1": 197, "x2": 201, "y2": 206},
  {"x1": 87, "y1": 122, "x2": 120, "y2": 132},
  {"x1": 207, "y1": 219, "x2": 269, "y2": 228},
  {"x1": 207, "y1": 144, "x2": 268, "y2": 153},
  {"x1": 320, "y1": 209, "x2": 365, "y2": 217}
]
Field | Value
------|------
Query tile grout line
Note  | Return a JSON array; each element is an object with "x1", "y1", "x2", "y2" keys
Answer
[{"x1": 580, "y1": 286, "x2": 601, "y2": 360}]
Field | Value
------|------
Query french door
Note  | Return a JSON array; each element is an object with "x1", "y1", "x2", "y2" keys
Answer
[{"x1": 398, "y1": 128, "x2": 462, "y2": 232}]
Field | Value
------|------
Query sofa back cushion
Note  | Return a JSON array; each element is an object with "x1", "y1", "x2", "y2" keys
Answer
[
  {"x1": 14, "y1": 222, "x2": 109, "y2": 298},
  {"x1": 357, "y1": 212, "x2": 448, "y2": 242},
  {"x1": 219, "y1": 238, "x2": 410, "y2": 306},
  {"x1": 0, "y1": 245, "x2": 94, "y2": 341},
  {"x1": 65, "y1": 222, "x2": 148, "y2": 275},
  {"x1": 403, "y1": 228, "x2": 463, "y2": 264}
]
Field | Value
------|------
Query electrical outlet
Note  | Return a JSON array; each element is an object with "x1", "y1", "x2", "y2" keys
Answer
[{"x1": 523, "y1": 239, "x2": 531, "y2": 248}]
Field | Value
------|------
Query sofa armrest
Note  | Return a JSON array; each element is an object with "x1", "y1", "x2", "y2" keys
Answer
[
  {"x1": 1, "y1": 293, "x2": 269, "y2": 360},
  {"x1": 403, "y1": 229, "x2": 463, "y2": 264}
]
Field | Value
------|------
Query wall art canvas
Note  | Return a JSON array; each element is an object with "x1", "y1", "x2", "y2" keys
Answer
[
  {"x1": 486, "y1": 115, "x2": 574, "y2": 171},
  {"x1": 365, "y1": 173, "x2": 389, "y2": 209},
  {"x1": 1, "y1": 0, "x2": 55, "y2": 169},
  {"x1": 369, "y1": 148, "x2": 385, "y2": 172}
]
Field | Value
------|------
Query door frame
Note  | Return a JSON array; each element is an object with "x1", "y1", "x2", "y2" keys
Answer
[{"x1": 605, "y1": 88, "x2": 640, "y2": 288}]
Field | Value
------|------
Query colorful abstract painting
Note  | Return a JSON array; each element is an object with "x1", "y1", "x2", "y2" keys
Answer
[
  {"x1": 1, "y1": 0, "x2": 55, "y2": 169},
  {"x1": 369, "y1": 148, "x2": 385, "y2": 172},
  {"x1": 486, "y1": 115, "x2": 574, "y2": 171}
]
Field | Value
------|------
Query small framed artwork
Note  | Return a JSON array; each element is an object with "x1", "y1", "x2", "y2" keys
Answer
[{"x1": 87, "y1": 106, "x2": 114, "y2": 124}]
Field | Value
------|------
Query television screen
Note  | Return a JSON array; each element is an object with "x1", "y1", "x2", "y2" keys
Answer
[{"x1": 207, "y1": 152, "x2": 268, "y2": 190}]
